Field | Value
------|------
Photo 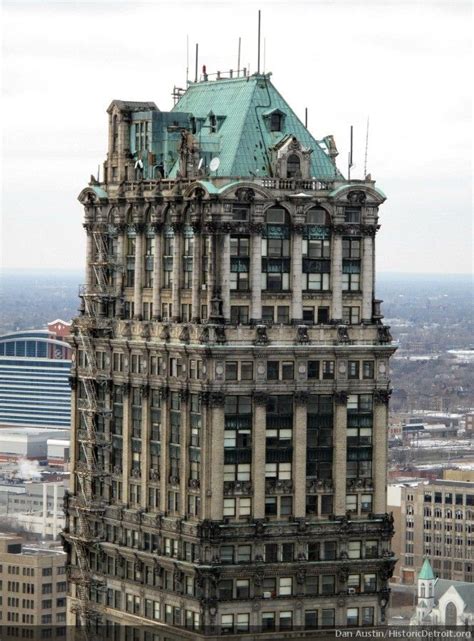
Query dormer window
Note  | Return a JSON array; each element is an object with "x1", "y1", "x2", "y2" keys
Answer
[
  {"x1": 270, "y1": 112, "x2": 282, "y2": 132},
  {"x1": 286, "y1": 154, "x2": 300, "y2": 178},
  {"x1": 190, "y1": 117, "x2": 197, "y2": 134},
  {"x1": 209, "y1": 114, "x2": 217, "y2": 133}
]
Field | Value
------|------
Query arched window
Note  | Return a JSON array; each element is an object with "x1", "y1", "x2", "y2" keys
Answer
[
  {"x1": 420, "y1": 585, "x2": 425, "y2": 598},
  {"x1": 303, "y1": 207, "x2": 331, "y2": 292},
  {"x1": 262, "y1": 207, "x2": 290, "y2": 292},
  {"x1": 445, "y1": 602, "x2": 457, "y2": 626},
  {"x1": 112, "y1": 114, "x2": 118, "y2": 152},
  {"x1": 286, "y1": 154, "x2": 301, "y2": 179}
]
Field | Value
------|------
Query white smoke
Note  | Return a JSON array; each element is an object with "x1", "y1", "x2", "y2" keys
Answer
[{"x1": 16, "y1": 458, "x2": 41, "y2": 480}]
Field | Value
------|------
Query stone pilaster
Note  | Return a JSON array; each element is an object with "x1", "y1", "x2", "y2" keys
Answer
[
  {"x1": 331, "y1": 231, "x2": 343, "y2": 323},
  {"x1": 179, "y1": 393, "x2": 189, "y2": 518},
  {"x1": 253, "y1": 395, "x2": 267, "y2": 519},
  {"x1": 362, "y1": 231, "x2": 374, "y2": 322},
  {"x1": 291, "y1": 226, "x2": 303, "y2": 323},
  {"x1": 152, "y1": 224, "x2": 162, "y2": 319},
  {"x1": 373, "y1": 391, "x2": 389, "y2": 513},
  {"x1": 159, "y1": 394, "x2": 169, "y2": 511},
  {"x1": 293, "y1": 396, "x2": 307, "y2": 517},
  {"x1": 84, "y1": 224, "x2": 94, "y2": 296},
  {"x1": 133, "y1": 224, "x2": 144, "y2": 318},
  {"x1": 172, "y1": 224, "x2": 183, "y2": 321},
  {"x1": 191, "y1": 226, "x2": 202, "y2": 321},
  {"x1": 207, "y1": 234, "x2": 215, "y2": 316},
  {"x1": 220, "y1": 232, "x2": 231, "y2": 322},
  {"x1": 209, "y1": 398, "x2": 225, "y2": 521},
  {"x1": 121, "y1": 386, "x2": 130, "y2": 504},
  {"x1": 140, "y1": 388, "x2": 150, "y2": 509},
  {"x1": 250, "y1": 229, "x2": 263, "y2": 323},
  {"x1": 333, "y1": 391, "x2": 347, "y2": 516}
]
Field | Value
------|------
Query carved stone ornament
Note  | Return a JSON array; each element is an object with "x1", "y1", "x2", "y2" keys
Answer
[
  {"x1": 292, "y1": 223, "x2": 305, "y2": 235},
  {"x1": 377, "y1": 325, "x2": 393, "y2": 344},
  {"x1": 296, "y1": 568, "x2": 306, "y2": 585},
  {"x1": 208, "y1": 392, "x2": 226, "y2": 408},
  {"x1": 179, "y1": 325, "x2": 190, "y2": 343},
  {"x1": 374, "y1": 388, "x2": 392, "y2": 405},
  {"x1": 337, "y1": 325, "x2": 350, "y2": 344},
  {"x1": 253, "y1": 391, "x2": 269, "y2": 405},
  {"x1": 338, "y1": 565, "x2": 349, "y2": 582},
  {"x1": 214, "y1": 326, "x2": 227, "y2": 344},
  {"x1": 334, "y1": 390, "x2": 348, "y2": 405},
  {"x1": 361, "y1": 225, "x2": 377, "y2": 237},
  {"x1": 347, "y1": 190, "x2": 366, "y2": 204},
  {"x1": 254, "y1": 325, "x2": 269, "y2": 346},
  {"x1": 294, "y1": 390, "x2": 310, "y2": 405},
  {"x1": 235, "y1": 187, "x2": 255, "y2": 202},
  {"x1": 199, "y1": 326, "x2": 210, "y2": 344},
  {"x1": 248, "y1": 221, "x2": 264, "y2": 235},
  {"x1": 160, "y1": 324, "x2": 170, "y2": 341},
  {"x1": 296, "y1": 325, "x2": 310, "y2": 344}
]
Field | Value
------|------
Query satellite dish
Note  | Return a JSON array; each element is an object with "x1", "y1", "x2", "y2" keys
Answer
[
  {"x1": 209, "y1": 157, "x2": 220, "y2": 172},
  {"x1": 198, "y1": 158, "x2": 203, "y2": 170}
]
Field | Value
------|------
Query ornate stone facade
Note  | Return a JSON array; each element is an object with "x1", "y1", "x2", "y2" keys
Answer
[{"x1": 64, "y1": 75, "x2": 396, "y2": 639}]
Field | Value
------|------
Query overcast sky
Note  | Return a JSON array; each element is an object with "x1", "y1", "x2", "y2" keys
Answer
[{"x1": 1, "y1": 0, "x2": 472, "y2": 275}]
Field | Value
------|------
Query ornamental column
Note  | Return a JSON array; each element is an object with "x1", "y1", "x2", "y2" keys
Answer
[
  {"x1": 293, "y1": 394, "x2": 307, "y2": 517},
  {"x1": 373, "y1": 390, "x2": 390, "y2": 513},
  {"x1": 253, "y1": 394, "x2": 267, "y2": 519},
  {"x1": 171, "y1": 222, "x2": 183, "y2": 321},
  {"x1": 331, "y1": 227, "x2": 343, "y2": 323},
  {"x1": 191, "y1": 221, "x2": 202, "y2": 321},
  {"x1": 362, "y1": 228, "x2": 375, "y2": 323},
  {"x1": 140, "y1": 386, "x2": 150, "y2": 509},
  {"x1": 179, "y1": 392, "x2": 189, "y2": 518},
  {"x1": 121, "y1": 384, "x2": 130, "y2": 505},
  {"x1": 250, "y1": 223, "x2": 263, "y2": 323},
  {"x1": 333, "y1": 391, "x2": 348, "y2": 516},
  {"x1": 209, "y1": 395, "x2": 225, "y2": 521},
  {"x1": 206, "y1": 233, "x2": 215, "y2": 318},
  {"x1": 151, "y1": 222, "x2": 162, "y2": 320},
  {"x1": 159, "y1": 391, "x2": 169, "y2": 510},
  {"x1": 133, "y1": 222, "x2": 145, "y2": 319},
  {"x1": 220, "y1": 229, "x2": 231, "y2": 322},
  {"x1": 291, "y1": 223, "x2": 304, "y2": 323}
]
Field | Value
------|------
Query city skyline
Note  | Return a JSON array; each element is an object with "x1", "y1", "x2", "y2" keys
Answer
[{"x1": 2, "y1": 0, "x2": 472, "y2": 275}]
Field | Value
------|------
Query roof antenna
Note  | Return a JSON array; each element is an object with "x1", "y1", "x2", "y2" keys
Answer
[
  {"x1": 257, "y1": 9, "x2": 261, "y2": 74},
  {"x1": 194, "y1": 43, "x2": 199, "y2": 83},
  {"x1": 364, "y1": 117, "x2": 370, "y2": 178},
  {"x1": 305, "y1": 107, "x2": 308, "y2": 128},
  {"x1": 237, "y1": 37, "x2": 241, "y2": 77},
  {"x1": 186, "y1": 35, "x2": 189, "y2": 85},
  {"x1": 263, "y1": 37, "x2": 266, "y2": 73},
  {"x1": 348, "y1": 124, "x2": 354, "y2": 180}
]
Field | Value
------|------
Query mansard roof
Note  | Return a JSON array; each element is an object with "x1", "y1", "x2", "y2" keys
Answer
[{"x1": 171, "y1": 73, "x2": 342, "y2": 180}]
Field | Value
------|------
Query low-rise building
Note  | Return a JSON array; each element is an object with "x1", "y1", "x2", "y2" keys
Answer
[
  {"x1": 0, "y1": 533, "x2": 67, "y2": 627},
  {"x1": 388, "y1": 480, "x2": 473, "y2": 585}
]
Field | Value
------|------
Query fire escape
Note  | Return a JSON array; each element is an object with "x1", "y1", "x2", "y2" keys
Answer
[{"x1": 66, "y1": 223, "x2": 117, "y2": 629}]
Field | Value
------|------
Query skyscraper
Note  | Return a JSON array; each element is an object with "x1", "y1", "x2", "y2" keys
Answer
[{"x1": 64, "y1": 69, "x2": 396, "y2": 637}]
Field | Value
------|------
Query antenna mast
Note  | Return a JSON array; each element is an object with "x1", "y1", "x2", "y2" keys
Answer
[
  {"x1": 237, "y1": 37, "x2": 241, "y2": 77},
  {"x1": 364, "y1": 117, "x2": 370, "y2": 177},
  {"x1": 257, "y1": 10, "x2": 261, "y2": 74},
  {"x1": 186, "y1": 35, "x2": 189, "y2": 85},
  {"x1": 348, "y1": 125, "x2": 354, "y2": 180},
  {"x1": 194, "y1": 43, "x2": 199, "y2": 83}
]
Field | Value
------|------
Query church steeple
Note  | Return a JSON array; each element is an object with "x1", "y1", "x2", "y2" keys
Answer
[{"x1": 415, "y1": 558, "x2": 437, "y2": 623}]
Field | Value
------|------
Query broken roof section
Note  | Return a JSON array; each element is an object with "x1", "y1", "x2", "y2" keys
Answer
[{"x1": 171, "y1": 73, "x2": 342, "y2": 180}]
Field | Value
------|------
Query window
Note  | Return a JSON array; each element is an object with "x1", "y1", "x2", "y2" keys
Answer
[
  {"x1": 221, "y1": 614, "x2": 234, "y2": 634},
  {"x1": 231, "y1": 305, "x2": 249, "y2": 324},
  {"x1": 277, "y1": 306, "x2": 289, "y2": 323},
  {"x1": 279, "y1": 611, "x2": 293, "y2": 630},
  {"x1": 236, "y1": 613, "x2": 249, "y2": 632},
  {"x1": 347, "y1": 608, "x2": 359, "y2": 627},
  {"x1": 347, "y1": 394, "x2": 373, "y2": 479},
  {"x1": 348, "y1": 360, "x2": 360, "y2": 379},
  {"x1": 345, "y1": 207, "x2": 361, "y2": 223},
  {"x1": 362, "y1": 607, "x2": 374, "y2": 626},
  {"x1": 306, "y1": 394, "x2": 333, "y2": 480},
  {"x1": 230, "y1": 236, "x2": 250, "y2": 291},
  {"x1": 363, "y1": 361, "x2": 374, "y2": 378},
  {"x1": 348, "y1": 541, "x2": 361, "y2": 559},
  {"x1": 308, "y1": 360, "x2": 320, "y2": 379},
  {"x1": 236, "y1": 579, "x2": 250, "y2": 599},
  {"x1": 305, "y1": 610, "x2": 318, "y2": 630},
  {"x1": 262, "y1": 612, "x2": 276, "y2": 631},
  {"x1": 262, "y1": 208, "x2": 290, "y2": 291},
  {"x1": 321, "y1": 575, "x2": 335, "y2": 595},
  {"x1": 322, "y1": 360, "x2": 334, "y2": 379},
  {"x1": 287, "y1": 154, "x2": 300, "y2": 178},
  {"x1": 303, "y1": 306, "x2": 314, "y2": 324},
  {"x1": 270, "y1": 112, "x2": 282, "y2": 131}
]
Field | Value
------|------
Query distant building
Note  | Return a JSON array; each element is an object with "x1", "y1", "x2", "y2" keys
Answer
[
  {"x1": 0, "y1": 427, "x2": 69, "y2": 462},
  {"x1": 388, "y1": 480, "x2": 474, "y2": 585},
  {"x1": 0, "y1": 321, "x2": 72, "y2": 428},
  {"x1": 465, "y1": 413, "x2": 474, "y2": 437},
  {"x1": 411, "y1": 558, "x2": 474, "y2": 626},
  {"x1": 0, "y1": 533, "x2": 67, "y2": 627}
]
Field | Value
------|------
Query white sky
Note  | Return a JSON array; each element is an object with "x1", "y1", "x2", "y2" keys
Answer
[{"x1": 1, "y1": 0, "x2": 472, "y2": 274}]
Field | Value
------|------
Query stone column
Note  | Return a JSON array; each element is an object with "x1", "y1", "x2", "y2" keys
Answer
[
  {"x1": 140, "y1": 387, "x2": 150, "y2": 509},
  {"x1": 373, "y1": 391, "x2": 389, "y2": 514},
  {"x1": 133, "y1": 224, "x2": 145, "y2": 319},
  {"x1": 84, "y1": 223, "x2": 94, "y2": 296},
  {"x1": 206, "y1": 233, "x2": 214, "y2": 316},
  {"x1": 121, "y1": 385, "x2": 130, "y2": 505},
  {"x1": 333, "y1": 391, "x2": 347, "y2": 516},
  {"x1": 209, "y1": 397, "x2": 225, "y2": 521},
  {"x1": 152, "y1": 223, "x2": 162, "y2": 319},
  {"x1": 250, "y1": 227, "x2": 263, "y2": 323},
  {"x1": 362, "y1": 230, "x2": 374, "y2": 323},
  {"x1": 291, "y1": 226, "x2": 304, "y2": 323},
  {"x1": 293, "y1": 396, "x2": 307, "y2": 517},
  {"x1": 331, "y1": 229, "x2": 343, "y2": 323},
  {"x1": 191, "y1": 225, "x2": 202, "y2": 321},
  {"x1": 253, "y1": 395, "x2": 267, "y2": 519},
  {"x1": 159, "y1": 393, "x2": 169, "y2": 511},
  {"x1": 179, "y1": 393, "x2": 189, "y2": 518},
  {"x1": 221, "y1": 232, "x2": 231, "y2": 321},
  {"x1": 172, "y1": 223, "x2": 183, "y2": 321}
]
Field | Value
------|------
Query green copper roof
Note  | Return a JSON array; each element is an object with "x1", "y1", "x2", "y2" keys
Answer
[
  {"x1": 171, "y1": 74, "x2": 342, "y2": 180},
  {"x1": 419, "y1": 558, "x2": 435, "y2": 581}
]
